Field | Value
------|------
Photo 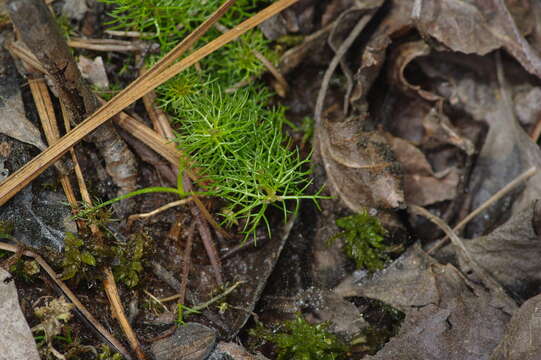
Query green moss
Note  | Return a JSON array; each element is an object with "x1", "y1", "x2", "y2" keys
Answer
[
  {"x1": 329, "y1": 211, "x2": 390, "y2": 271},
  {"x1": 62, "y1": 207, "x2": 151, "y2": 287},
  {"x1": 251, "y1": 314, "x2": 350, "y2": 360}
]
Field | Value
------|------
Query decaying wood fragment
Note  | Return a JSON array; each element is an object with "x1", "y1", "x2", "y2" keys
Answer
[{"x1": 7, "y1": 0, "x2": 139, "y2": 195}]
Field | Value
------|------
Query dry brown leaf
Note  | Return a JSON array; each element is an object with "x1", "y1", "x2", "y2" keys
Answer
[
  {"x1": 335, "y1": 245, "x2": 514, "y2": 360},
  {"x1": 319, "y1": 117, "x2": 404, "y2": 211}
]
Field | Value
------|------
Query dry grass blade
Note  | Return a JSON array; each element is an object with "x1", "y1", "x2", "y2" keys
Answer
[
  {"x1": 27, "y1": 76, "x2": 78, "y2": 208},
  {"x1": 0, "y1": 0, "x2": 298, "y2": 206},
  {"x1": 103, "y1": 268, "x2": 147, "y2": 360},
  {"x1": 0, "y1": 241, "x2": 133, "y2": 360},
  {"x1": 68, "y1": 38, "x2": 147, "y2": 52}
]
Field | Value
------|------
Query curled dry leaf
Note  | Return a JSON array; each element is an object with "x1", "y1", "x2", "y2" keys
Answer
[
  {"x1": 351, "y1": 0, "x2": 541, "y2": 108},
  {"x1": 318, "y1": 116, "x2": 404, "y2": 211},
  {"x1": 386, "y1": 134, "x2": 459, "y2": 206},
  {"x1": 412, "y1": 53, "x2": 541, "y2": 236}
]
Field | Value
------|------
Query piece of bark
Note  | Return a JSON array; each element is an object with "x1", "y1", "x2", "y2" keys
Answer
[{"x1": 7, "y1": 0, "x2": 138, "y2": 195}]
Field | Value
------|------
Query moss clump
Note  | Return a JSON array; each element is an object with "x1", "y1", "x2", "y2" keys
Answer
[
  {"x1": 329, "y1": 211, "x2": 390, "y2": 271},
  {"x1": 62, "y1": 207, "x2": 151, "y2": 287},
  {"x1": 251, "y1": 314, "x2": 350, "y2": 360}
]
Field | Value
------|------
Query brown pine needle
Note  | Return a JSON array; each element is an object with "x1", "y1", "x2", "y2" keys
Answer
[
  {"x1": 0, "y1": 0, "x2": 298, "y2": 206},
  {"x1": 103, "y1": 268, "x2": 147, "y2": 360},
  {"x1": 27, "y1": 76, "x2": 78, "y2": 208}
]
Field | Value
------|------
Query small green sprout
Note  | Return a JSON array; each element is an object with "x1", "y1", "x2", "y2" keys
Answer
[
  {"x1": 252, "y1": 314, "x2": 350, "y2": 360},
  {"x1": 329, "y1": 211, "x2": 390, "y2": 271}
]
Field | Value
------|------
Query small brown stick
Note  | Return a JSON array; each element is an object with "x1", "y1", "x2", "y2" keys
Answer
[
  {"x1": 138, "y1": 64, "x2": 175, "y2": 140},
  {"x1": 0, "y1": 0, "x2": 299, "y2": 205},
  {"x1": 183, "y1": 173, "x2": 223, "y2": 285},
  {"x1": 314, "y1": 11, "x2": 374, "y2": 124},
  {"x1": 252, "y1": 50, "x2": 289, "y2": 97},
  {"x1": 103, "y1": 268, "x2": 147, "y2": 360},
  {"x1": 105, "y1": 30, "x2": 156, "y2": 38},
  {"x1": 427, "y1": 166, "x2": 537, "y2": 254},
  {"x1": 67, "y1": 38, "x2": 150, "y2": 53},
  {"x1": 127, "y1": 198, "x2": 193, "y2": 227},
  {"x1": 178, "y1": 223, "x2": 196, "y2": 307},
  {"x1": 410, "y1": 205, "x2": 517, "y2": 312},
  {"x1": 27, "y1": 76, "x2": 78, "y2": 208},
  {"x1": 59, "y1": 103, "x2": 94, "y2": 206},
  {"x1": 0, "y1": 241, "x2": 133, "y2": 360}
]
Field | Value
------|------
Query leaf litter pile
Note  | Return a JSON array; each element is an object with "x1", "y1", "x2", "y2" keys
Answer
[{"x1": 2, "y1": 0, "x2": 541, "y2": 359}]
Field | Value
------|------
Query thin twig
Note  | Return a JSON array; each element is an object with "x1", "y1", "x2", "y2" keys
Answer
[
  {"x1": 252, "y1": 50, "x2": 289, "y2": 97},
  {"x1": 314, "y1": 12, "x2": 373, "y2": 124},
  {"x1": 410, "y1": 205, "x2": 517, "y2": 312},
  {"x1": 427, "y1": 166, "x2": 537, "y2": 254},
  {"x1": 67, "y1": 38, "x2": 150, "y2": 52},
  {"x1": 178, "y1": 223, "x2": 196, "y2": 306},
  {"x1": 161, "y1": 281, "x2": 245, "y2": 306},
  {"x1": 127, "y1": 198, "x2": 193, "y2": 227},
  {"x1": 143, "y1": 289, "x2": 169, "y2": 312},
  {"x1": 138, "y1": 62, "x2": 175, "y2": 140},
  {"x1": 183, "y1": 173, "x2": 224, "y2": 285},
  {"x1": 105, "y1": 30, "x2": 156, "y2": 38},
  {"x1": 0, "y1": 241, "x2": 132, "y2": 360}
]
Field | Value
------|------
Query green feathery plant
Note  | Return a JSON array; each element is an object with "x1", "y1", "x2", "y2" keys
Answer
[
  {"x1": 92, "y1": 0, "x2": 317, "y2": 238},
  {"x1": 100, "y1": 0, "x2": 276, "y2": 85}
]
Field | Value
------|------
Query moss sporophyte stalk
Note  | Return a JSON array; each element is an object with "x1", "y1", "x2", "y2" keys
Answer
[{"x1": 89, "y1": 0, "x2": 319, "y2": 238}]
